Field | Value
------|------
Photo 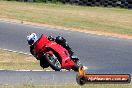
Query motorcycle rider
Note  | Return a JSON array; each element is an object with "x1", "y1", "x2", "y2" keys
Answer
[{"x1": 27, "y1": 33, "x2": 74, "y2": 59}]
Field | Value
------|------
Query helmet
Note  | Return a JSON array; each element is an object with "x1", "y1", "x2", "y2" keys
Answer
[
  {"x1": 48, "y1": 36, "x2": 54, "y2": 41},
  {"x1": 27, "y1": 33, "x2": 38, "y2": 46}
]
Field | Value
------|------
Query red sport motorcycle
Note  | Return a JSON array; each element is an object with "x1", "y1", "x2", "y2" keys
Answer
[{"x1": 32, "y1": 34, "x2": 81, "y2": 71}]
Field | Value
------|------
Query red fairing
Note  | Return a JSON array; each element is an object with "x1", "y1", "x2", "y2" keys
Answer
[
  {"x1": 33, "y1": 34, "x2": 75, "y2": 70},
  {"x1": 46, "y1": 42, "x2": 75, "y2": 69},
  {"x1": 34, "y1": 34, "x2": 49, "y2": 55}
]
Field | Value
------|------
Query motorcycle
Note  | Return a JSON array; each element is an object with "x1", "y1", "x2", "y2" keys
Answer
[{"x1": 31, "y1": 34, "x2": 81, "y2": 71}]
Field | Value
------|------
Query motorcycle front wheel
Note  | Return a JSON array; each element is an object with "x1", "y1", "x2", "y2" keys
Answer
[{"x1": 44, "y1": 53, "x2": 61, "y2": 71}]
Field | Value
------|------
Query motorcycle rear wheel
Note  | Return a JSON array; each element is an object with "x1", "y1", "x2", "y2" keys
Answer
[{"x1": 44, "y1": 53, "x2": 61, "y2": 71}]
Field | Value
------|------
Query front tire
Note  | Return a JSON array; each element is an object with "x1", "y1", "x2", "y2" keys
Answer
[{"x1": 44, "y1": 53, "x2": 61, "y2": 71}]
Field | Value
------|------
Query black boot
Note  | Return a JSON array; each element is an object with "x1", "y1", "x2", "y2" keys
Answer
[{"x1": 64, "y1": 42, "x2": 74, "y2": 56}]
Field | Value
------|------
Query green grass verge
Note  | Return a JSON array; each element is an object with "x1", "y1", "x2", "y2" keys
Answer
[
  {"x1": 0, "y1": 84, "x2": 131, "y2": 88},
  {"x1": 0, "y1": 1, "x2": 132, "y2": 35},
  {"x1": 0, "y1": 50, "x2": 131, "y2": 88},
  {"x1": 0, "y1": 49, "x2": 51, "y2": 70}
]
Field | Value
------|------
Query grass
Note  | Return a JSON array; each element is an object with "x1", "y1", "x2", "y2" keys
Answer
[
  {"x1": 0, "y1": 49, "x2": 131, "y2": 88},
  {"x1": 0, "y1": 49, "x2": 51, "y2": 70},
  {"x1": 0, "y1": 1, "x2": 132, "y2": 35},
  {"x1": 0, "y1": 84, "x2": 131, "y2": 88},
  {"x1": 0, "y1": 1, "x2": 132, "y2": 87}
]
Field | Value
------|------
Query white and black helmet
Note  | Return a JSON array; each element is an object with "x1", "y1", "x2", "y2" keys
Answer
[{"x1": 27, "y1": 33, "x2": 38, "y2": 46}]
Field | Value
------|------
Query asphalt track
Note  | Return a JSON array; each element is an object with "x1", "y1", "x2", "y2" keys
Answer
[
  {"x1": 0, "y1": 21, "x2": 132, "y2": 84},
  {"x1": 0, "y1": 70, "x2": 76, "y2": 85}
]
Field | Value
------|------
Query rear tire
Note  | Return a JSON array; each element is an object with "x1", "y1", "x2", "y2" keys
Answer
[{"x1": 44, "y1": 53, "x2": 61, "y2": 71}]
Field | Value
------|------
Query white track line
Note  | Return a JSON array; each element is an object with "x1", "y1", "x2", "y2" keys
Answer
[
  {"x1": 0, "y1": 48, "x2": 53, "y2": 71},
  {"x1": 0, "y1": 69, "x2": 53, "y2": 72},
  {"x1": 0, "y1": 48, "x2": 88, "y2": 72},
  {"x1": 0, "y1": 48, "x2": 68, "y2": 72},
  {"x1": 0, "y1": 48, "x2": 31, "y2": 56}
]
